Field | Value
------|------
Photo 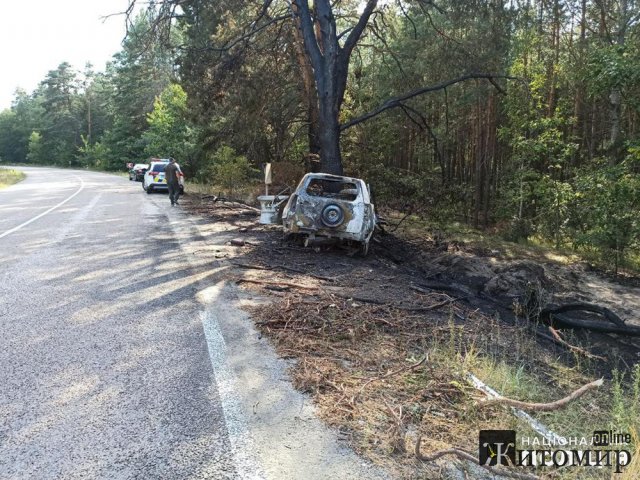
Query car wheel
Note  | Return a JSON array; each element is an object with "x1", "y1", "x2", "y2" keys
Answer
[
  {"x1": 321, "y1": 204, "x2": 344, "y2": 227},
  {"x1": 146, "y1": 186, "x2": 153, "y2": 194}
]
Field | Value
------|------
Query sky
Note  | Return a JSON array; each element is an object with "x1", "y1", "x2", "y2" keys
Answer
[{"x1": 0, "y1": 0, "x2": 137, "y2": 110}]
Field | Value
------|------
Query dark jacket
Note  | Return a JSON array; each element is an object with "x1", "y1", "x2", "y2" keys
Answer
[{"x1": 165, "y1": 162, "x2": 180, "y2": 184}]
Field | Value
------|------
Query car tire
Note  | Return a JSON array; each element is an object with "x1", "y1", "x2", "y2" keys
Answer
[
  {"x1": 146, "y1": 186, "x2": 153, "y2": 194},
  {"x1": 320, "y1": 204, "x2": 344, "y2": 227}
]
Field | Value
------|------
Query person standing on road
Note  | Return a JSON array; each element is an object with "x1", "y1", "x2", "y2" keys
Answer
[{"x1": 165, "y1": 157, "x2": 183, "y2": 206}]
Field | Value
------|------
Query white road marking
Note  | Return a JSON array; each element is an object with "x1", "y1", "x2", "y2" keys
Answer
[
  {"x1": 200, "y1": 302, "x2": 266, "y2": 480},
  {"x1": 0, "y1": 177, "x2": 85, "y2": 239}
]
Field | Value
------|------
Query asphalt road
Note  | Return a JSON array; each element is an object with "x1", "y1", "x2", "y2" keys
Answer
[
  {"x1": 0, "y1": 168, "x2": 237, "y2": 479},
  {"x1": 0, "y1": 167, "x2": 391, "y2": 480}
]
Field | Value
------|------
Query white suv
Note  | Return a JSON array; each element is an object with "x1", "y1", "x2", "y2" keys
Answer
[{"x1": 142, "y1": 160, "x2": 184, "y2": 194}]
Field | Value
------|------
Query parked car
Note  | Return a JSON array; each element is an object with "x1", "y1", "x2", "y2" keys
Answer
[
  {"x1": 281, "y1": 173, "x2": 375, "y2": 255},
  {"x1": 142, "y1": 160, "x2": 184, "y2": 194},
  {"x1": 129, "y1": 163, "x2": 148, "y2": 182}
]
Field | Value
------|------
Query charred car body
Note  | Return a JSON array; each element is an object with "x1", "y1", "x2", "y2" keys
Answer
[{"x1": 282, "y1": 173, "x2": 375, "y2": 255}]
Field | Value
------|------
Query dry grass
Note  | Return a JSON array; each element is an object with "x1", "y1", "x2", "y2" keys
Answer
[
  {"x1": 0, "y1": 168, "x2": 25, "y2": 189},
  {"x1": 185, "y1": 194, "x2": 639, "y2": 479},
  {"x1": 240, "y1": 281, "x2": 639, "y2": 479},
  {"x1": 244, "y1": 286, "x2": 610, "y2": 477}
]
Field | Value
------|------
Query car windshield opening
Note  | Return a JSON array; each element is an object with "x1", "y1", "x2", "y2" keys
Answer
[
  {"x1": 152, "y1": 164, "x2": 166, "y2": 172},
  {"x1": 306, "y1": 179, "x2": 358, "y2": 201}
]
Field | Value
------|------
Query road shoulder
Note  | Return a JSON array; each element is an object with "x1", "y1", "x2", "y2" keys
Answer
[{"x1": 165, "y1": 203, "x2": 390, "y2": 480}]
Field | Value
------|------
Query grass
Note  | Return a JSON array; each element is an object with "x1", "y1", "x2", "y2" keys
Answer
[
  {"x1": 0, "y1": 168, "x2": 25, "y2": 189},
  {"x1": 426, "y1": 308, "x2": 640, "y2": 479},
  {"x1": 247, "y1": 284, "x2": 640, "y2": 478},
  {"x1": 236, "y1": 205, "x2": 640, "y2": 478}
]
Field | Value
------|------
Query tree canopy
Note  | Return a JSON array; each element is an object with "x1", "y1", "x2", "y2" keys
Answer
[{"x1": 1, "y1": 0, "x2": 639, "y2": 269}]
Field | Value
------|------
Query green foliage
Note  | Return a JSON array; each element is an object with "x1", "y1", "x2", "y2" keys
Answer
[
  {"x1": 610, "y1": 367, "x2": 640, "y2": 436},
  {"x1": 143, "y1": 84, "x2": 197, "y2": 165},
  {"x1": 77, "y1": 136, "x2": 111, "y2": 169},
  {"x1": 177, "y1": 0, "x2": 308, "y2": 172},
  {"x1": 570, "y1": 159, "x2": 640, "y2": 272},
  {"x1": 0, "y1": 91, "x2": 44, "y2": 163},
  {"x1": 37, "y1": 62, "x2": 84, "y2": 166},
  {"x1": 101, "y1": 12, "x2": 176, "y2": 167},
  {"x1": 26, "y1": 132, "x2": 45, "y2": 164},
  {"x1": 0, "y1": 0, "x2": 638, "y2": 273},
  {"x1": 0, "y1": 109, "x2": 24, "y2": 162},
  {"x1": 587, "y1": 45, "x2": 640, "y2": 97},
  {"x1": 534, "y1": 174, "x2": 574, "y2": 247},
  {"x1": 205, "y1": 145, "x2": 259, "y2": 195}
]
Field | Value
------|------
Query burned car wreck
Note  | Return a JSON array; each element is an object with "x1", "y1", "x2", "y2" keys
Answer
[{"x1": 282, "y1": 173, "x2": 375, "y2": 255}]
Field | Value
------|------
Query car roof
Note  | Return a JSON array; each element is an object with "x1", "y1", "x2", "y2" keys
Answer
[{"x1": 301, "y1": 172, "x2": 364, "y2": 184}]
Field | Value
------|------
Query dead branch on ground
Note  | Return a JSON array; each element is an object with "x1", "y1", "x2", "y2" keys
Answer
[
  {"x1": 477, "y1": 378, "x2": 604, "y2": 411},
  {"x1": 543, "y1": 303, "x2": 626, "y2": 326},
  {"x1": 415, "y1": 437, "x2": 540, "y2": 480},
  {"x1": 383, "y1": 399, "x2": 406, "y2": 452},
  {"x1": 351, "y1": 354, "x2": 427, "y2": 403},
  {"x1": 233, "y1": 262, "x2": 335, "y2": 282},
  {"x1": 236, "y1": 278, "x2": 318, "y2": 291},
  {"x1": 535, "y1": 303, "x2": 640, "y2": 336},
  {"x1": 547, "y1": 326, "x2": 607, "y2": 361},
  {"x1": 330, "y1": 292, "x2": 458, "y2": 312}
]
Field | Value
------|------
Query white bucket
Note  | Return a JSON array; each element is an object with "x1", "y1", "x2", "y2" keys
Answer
[{"x1": 257, "y1": 195, "x2": 289, "y2": 224}]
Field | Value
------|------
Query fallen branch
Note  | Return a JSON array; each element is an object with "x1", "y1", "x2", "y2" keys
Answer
[
  {"x1": 383, "y1": 399, "x2": 406, "y2": 453},
  {"x1": 330, "y1": 292, "x2": 389, "y2": 306},
  {"x1": 478, "y1": 378, "x2": 604, "y2": 411},
  {"x1": 547, "y1": 327, "x2": 607, "y2": 361},
  {"x1": 330, "y1": 292, "x2": 457, "y2": 312},
  {"x1": 542, "y1": 303, "x2": 626, "y2": 326},
  {"x1": 415, "y1": 437, "x2": 539, "y2": 480},
  {"x1": 386, "y1": 208, "x2": 413, "y2": 233},
  {"x1": 233, "y1": 262, "x2": 335, "y2": 282},
  {"x1": 352, "y1": 354, "x2": 427, "y2": 403},
  {"x1": 413, "y1": 282, "x2": 461, "y2": 293},
  {"x1": 403, "y1": 297, "x2": 457, "y2": 312},
  {"x1": 533, "y1": 329, "x2": 605, "y2": 361},
  {"x1": 213, "y1": 196, "x2": 261, "y2": 212},
  {"x1": 545, "y1": 313, "x2": 640, "y2": 336},
  {"x1": 236, "y1": 279, "x2": 318, "y2": 291},
  {"x1": 531, "y1": 301, "x2": 640, "y2": 336}
]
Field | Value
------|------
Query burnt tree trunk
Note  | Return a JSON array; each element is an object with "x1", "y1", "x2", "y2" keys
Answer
[
  {"x1": 290, "y1": 2, "x2": 321, "y2": 167},
  {"x1": 292, "y1": 0, "x2": 377, "y2": 175}
]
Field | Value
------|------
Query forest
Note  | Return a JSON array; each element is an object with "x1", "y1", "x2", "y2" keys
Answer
[{"x1": 0, "y1": 0, "x2": 639, "y2": 270}]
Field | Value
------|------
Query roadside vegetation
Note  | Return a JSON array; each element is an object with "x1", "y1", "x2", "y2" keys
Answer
[
  {"x1": 0, "y1": 1, "x2": 638, "y2": 274},
  {"x1": 0, "y1": 168, "x2": 25, "y2": 189},
  {"x1": 1, "y1": 1, "x2": 640, "y2": 476},
  {"x1": 224, "y1": 211, "x2": 640, "y2": 479}
]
